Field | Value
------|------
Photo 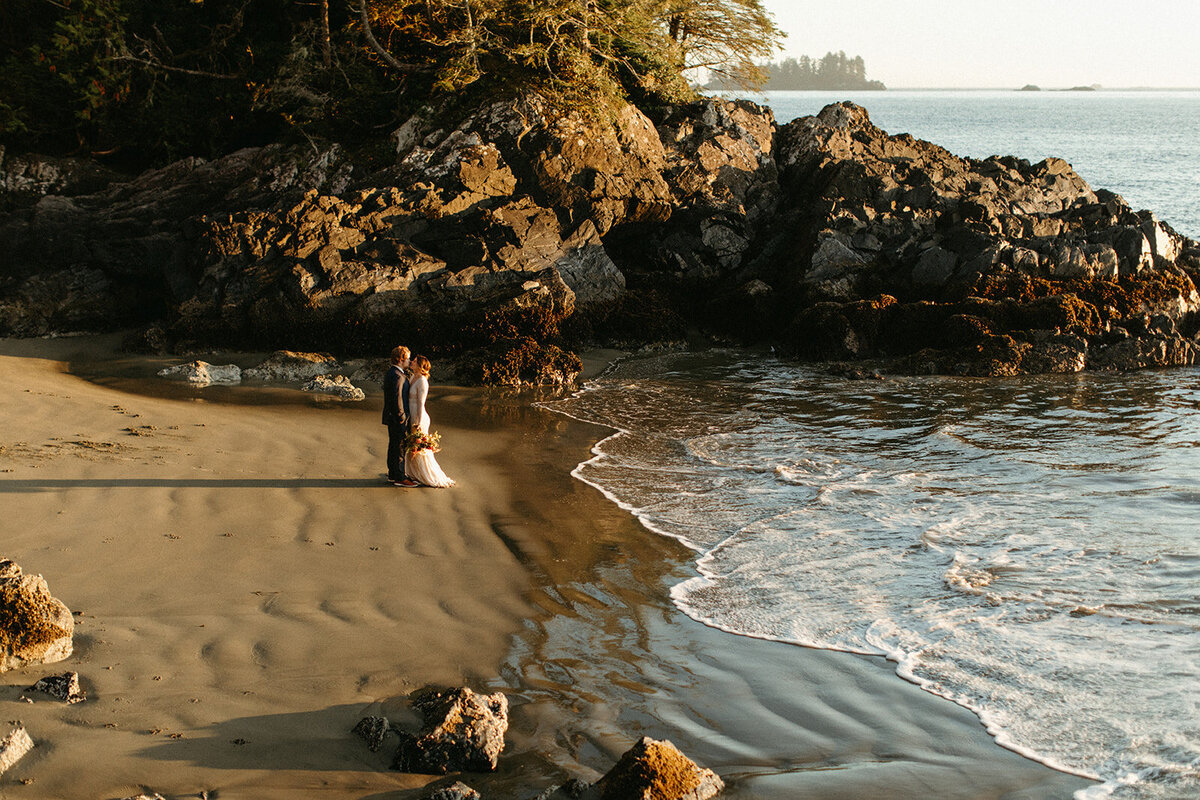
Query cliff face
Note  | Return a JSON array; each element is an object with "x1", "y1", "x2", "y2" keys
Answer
[{"x1": 2, "y1": 99, "x2": 1198, "y2": 380}]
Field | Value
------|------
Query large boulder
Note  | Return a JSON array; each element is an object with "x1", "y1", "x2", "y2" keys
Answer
[
  {"x1": 0, "y1": 559, "x2": 74, "y2": 672},
  {"x1": 392, "y1": 687, "x2": 508, "y2": 775}
]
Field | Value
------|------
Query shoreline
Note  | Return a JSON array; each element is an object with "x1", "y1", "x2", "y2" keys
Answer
[{"x1": 0, "y1": 336, "x2": 1090, "y2": 798}]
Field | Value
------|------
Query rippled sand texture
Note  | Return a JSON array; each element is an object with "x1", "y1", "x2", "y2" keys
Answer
[
  {"x1": 0, "y1": 337, "x2": 1087, "y2": 799},
  {"x1": 0, "y1": 337, "x2": 531, "y2": 798}
]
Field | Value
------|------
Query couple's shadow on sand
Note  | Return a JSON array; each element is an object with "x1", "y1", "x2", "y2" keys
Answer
[
  {"x1": 134, "y1": 703, "x2": 398, "y2": 773},
  {"x1": 0, "y1": 478, "x2": 394, "y2": 493},
  {"x1": 127, "y1": 702, "x2": 523, "y2": 800}
]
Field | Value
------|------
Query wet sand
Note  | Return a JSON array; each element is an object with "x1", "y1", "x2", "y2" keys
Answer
[{"x1": 0, "y1": 337, "x2": 1091, "y2": 799}]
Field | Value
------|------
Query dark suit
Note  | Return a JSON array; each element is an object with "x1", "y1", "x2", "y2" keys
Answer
[{"x1": 382, "y1": 364, "x2": 410, "y2": 481}]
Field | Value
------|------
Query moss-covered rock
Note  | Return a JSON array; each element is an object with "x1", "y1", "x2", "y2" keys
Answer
[
  {"x1": 0, "y1": 559, "x2": 74, "y2": 672},
  {"x1": 456, "y1": 338, "x2": 582, "y2": 388}
]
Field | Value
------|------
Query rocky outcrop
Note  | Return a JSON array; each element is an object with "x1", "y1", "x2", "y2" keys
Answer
[
  {"x1": 157, "y1": 360, "x2": 242, "y2": 386},
  {"x1": 752, "y1": 102, "x2": 1200, "y2": 375},
  {"x1": 392, "y1": 686, "x2": 508, "y2": 774},
  {"x1": 0, "y1": 559, "x2": 74, "y2": 672},
  {"x1": 538, "y1": 737, "x2": 724, "y2": 800},
  {"x1": 0, "y1": 143, "x2": 352, "y2": 337},
  {"x1": 3, "y1": 96, "x2": 1199, "y2": 380},
  {"x1": 0, "y1": 96, "x2": 777, "y2": 383},
  {"x1": 301, "y1": 374, "x2": 365, "y2": 400}
]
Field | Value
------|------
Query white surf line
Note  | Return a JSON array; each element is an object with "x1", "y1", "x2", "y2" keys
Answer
[{"x1": 537, "y1": 379, "x2": 1108, "y2": 793}]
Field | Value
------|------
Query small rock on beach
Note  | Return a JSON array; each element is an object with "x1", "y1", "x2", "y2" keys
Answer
[
  {"x1": 426, "y1": 781, "x2": 482, "y2": 800},
  {"x1": 157, "y1": 360, "x2": 242, "y2": 386},
  {"x1": 29, "y1": 671, "x2": 85, "y2": 703},
  {"x1": 0, "y1": 726, "x2": 33, "y2": 776},
  {"x1": 244, "y1": 350, "x2": 340, "y2": 382},
  {"x1": 301, "y1": 374, "x2": 365, "y2": 401}
]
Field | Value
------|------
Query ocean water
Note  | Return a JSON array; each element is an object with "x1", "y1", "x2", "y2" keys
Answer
[
  {"x1": 751, "y1": 89, "x2": 1200, "y2": 240},
  {"x1": 543, "y1": 351, "x2": 1200, "y2": 799}
]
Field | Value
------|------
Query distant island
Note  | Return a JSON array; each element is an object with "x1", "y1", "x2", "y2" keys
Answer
[
  {"x1": 1018, "y1": 84, "x2": 1101, "y2": 92},
  {"x1": 709, "y1": 51, "x2": 886, "y2": 91}
]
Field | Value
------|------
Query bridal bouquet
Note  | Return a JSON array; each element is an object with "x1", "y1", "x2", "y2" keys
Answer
[{"x1": 404, "y1": 429, "x2": 441, "y2": 454}]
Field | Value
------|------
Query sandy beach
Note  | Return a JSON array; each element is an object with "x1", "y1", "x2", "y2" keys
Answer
[{"x1": 0, "y1": 336, "x2": 1090, "y2": 799}]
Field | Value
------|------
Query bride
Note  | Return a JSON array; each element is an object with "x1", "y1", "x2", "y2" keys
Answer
[{"x1": 404, "y1": 355, "x2": 455, "y2": 488}]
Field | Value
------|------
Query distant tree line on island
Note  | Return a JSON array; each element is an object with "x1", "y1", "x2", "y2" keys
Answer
[{"x1": 709, "y1": 51, "x2": 885, "y2": 91}]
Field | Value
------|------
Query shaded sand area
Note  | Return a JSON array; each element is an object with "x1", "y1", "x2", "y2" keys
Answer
[{"x1": 0, "y1": 337, "x2": 1091, "y2": 799}]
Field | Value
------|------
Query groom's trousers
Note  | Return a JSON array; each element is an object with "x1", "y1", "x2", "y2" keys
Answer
[{"x1": 386, "y1": 420, "x2": 407, "y2": 481}]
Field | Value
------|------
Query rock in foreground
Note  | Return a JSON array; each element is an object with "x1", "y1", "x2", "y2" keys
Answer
[
  {"x1": 392, "y1": 687, "x2": 508, "y2": 774},
  {"x1": 0, "y1": 559, "x2": 74, "y2": 672},
  {"x1": 0, "y1": 726, "x2": 33, "y2": 776},
  {"x1": 539, "y1": 737, "x2": 723, "y2": 800}
]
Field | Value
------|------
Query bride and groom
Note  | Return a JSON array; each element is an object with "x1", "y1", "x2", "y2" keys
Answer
[{"x1": 382, "y1": 345, "x2": 455, "y2": 488}]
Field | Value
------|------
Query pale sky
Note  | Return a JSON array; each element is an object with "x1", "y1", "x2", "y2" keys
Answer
[{"x1": 762, "y1": 0, "x2": 1200, "y2": 89}]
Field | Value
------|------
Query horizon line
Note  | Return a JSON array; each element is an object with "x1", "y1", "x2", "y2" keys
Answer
[{"x1": 732, "y1": 86, "x2": 1200, "y2": 93}]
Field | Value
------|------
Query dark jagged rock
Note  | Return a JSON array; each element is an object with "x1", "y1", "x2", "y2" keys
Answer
[
  {"x1": 352, "y1": 715, "x2": 393, "y2": 753},
  {"x1": 29, "y1": 671, "x2": 86, "y2": 704},
  {"x1": 0, "y1": 146, "x2": 125, "y2": 209},
  {"x1": 0, "y1": 559, "x2": 74, "y2": 672},
  {"x1": 392, "y1": 686, "x2": 508, "y2": 775},
  {"x1": 0, "y1": 144, "x2": 351, "y2": 337}
]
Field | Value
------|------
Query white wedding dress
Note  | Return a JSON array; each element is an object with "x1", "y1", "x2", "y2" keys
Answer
[{"x1": 404, "y1": 375, "x2": 455, "y2": 488}]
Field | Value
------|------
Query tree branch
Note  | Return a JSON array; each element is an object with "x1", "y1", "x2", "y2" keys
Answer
[
  {"x1": 110, "y1": 54, "x2": 241, "y2": 79},
  {"x1": 355, "y1": 0, "x2": 429, "y2": 73}
]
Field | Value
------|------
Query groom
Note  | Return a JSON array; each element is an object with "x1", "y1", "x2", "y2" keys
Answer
[{"x1": 382, "y1": 345, "x2": 418, "y2": 487}]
